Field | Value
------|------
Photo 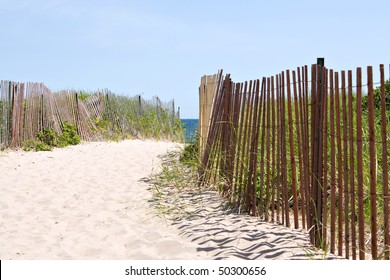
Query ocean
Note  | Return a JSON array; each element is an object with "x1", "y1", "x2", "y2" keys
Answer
[{"x1": 181, "y1": 119, "x2": 198, "y2": 142}]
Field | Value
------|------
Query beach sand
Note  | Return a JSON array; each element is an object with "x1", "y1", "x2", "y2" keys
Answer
[
  {"x1": 0, "y1": 140, "x2": 339, "y2": 260},
  {"x1": 0, "y1": 140, "x2": 206, "y2": 259}
]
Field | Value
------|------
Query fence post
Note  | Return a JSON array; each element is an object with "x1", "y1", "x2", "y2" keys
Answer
[{"x1": 312, "y1": 57, "x2": 325, "y2": 247}]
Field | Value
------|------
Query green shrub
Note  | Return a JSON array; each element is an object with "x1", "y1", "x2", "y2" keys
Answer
[
  {"x1": 22, "y1": 122, "x2": 80, "y2": 152},
  {"x1": 180, "y1": 134, "x2": 199, "y2": 166},
  {"x1": 22, "y1": 139, "x2": 52, "y2": 152},
  {"x1": 37, "y1": 128, "x2": 58, "y2": 147},
  {"x1": 58, "y1": 121, "x2": 80, "y2": 146}
]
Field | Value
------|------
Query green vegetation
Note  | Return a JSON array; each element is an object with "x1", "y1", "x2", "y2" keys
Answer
[
  {"x1": 22, "y1": 121, "x2": 80, "y2": 151},
  {"x1": 77, "y1": 91, "x2": 91, "y2": 101},
  {"x1": 85, "y1": 94, "x2": 184, "y2": 142},
  {"x1": 180, "y1": 133, "x2": 199, "y2": 166}
]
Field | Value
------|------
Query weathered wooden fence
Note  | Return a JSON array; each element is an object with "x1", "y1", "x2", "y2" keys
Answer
[
  {"x1": 199, "y1": 63, "x2": 389, "y2": 260},
  {"x1": 0, "y1": 81, "x2": 182, "y2": 149}
]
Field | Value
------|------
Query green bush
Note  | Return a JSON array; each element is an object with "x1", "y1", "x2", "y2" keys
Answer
[
  {"x1": 58, "y1": 121, "x2": 80, "y2": 146},
  {"x1": 22, "y1": 139, "x2": 52, "y2": 152},
  {"x1": 180, "y1": 134, "x2": 199, "y2": 166},
  {"x1": 37, "y1": 128, "x2": 58, "y2": 147},
  {"x1": 22, "y1": 122, "x2": 80, "y2": 152}
]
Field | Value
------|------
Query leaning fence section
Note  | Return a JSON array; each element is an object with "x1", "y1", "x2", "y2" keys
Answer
[
  {"x1": 199, "y1": 64, "x2": 389, "y2": 260},
  {"x1": 0, "y1": 81, "x2": 182, "y2": 150}
]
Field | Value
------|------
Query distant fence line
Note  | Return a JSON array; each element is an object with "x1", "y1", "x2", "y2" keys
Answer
[
  {"x1": 0, "y1": 80, "x2": 182, "y2": 149},
  {"x1": 199, "y1": 63, "x2": 389, "y2": 260}
]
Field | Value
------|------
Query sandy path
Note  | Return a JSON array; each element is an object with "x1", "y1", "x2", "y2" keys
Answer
[
  {"x1": 1, "y1": 140, "x2": 340, "y2": 260},
  {"x1": 0, "y1": 140, "x2": 208, "y2": 259}
]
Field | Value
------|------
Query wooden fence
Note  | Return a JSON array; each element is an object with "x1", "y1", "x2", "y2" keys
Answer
[
  {"x1": 199, "y1": 63, "x2": 389, "y2": 260},
  {"x1": 0, "y1": 80, "x2": 182, "y2": 149}
]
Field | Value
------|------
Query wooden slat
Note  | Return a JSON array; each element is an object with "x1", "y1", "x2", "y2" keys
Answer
[
  {"x1": 275, "y1": 74, "x2": 281, "y2": 224},
  {"x1": 334, "y1": 72, "x2": 344, "y2": 256},
  {"x1": 265, "y1": 78, "x2": 272, "y2": 221},
  {"x1": 348, "y1": 70, "x2": 356, "y2": 259},
  {"x1": 256, "y1": 79, "x2": 266, "y2": 217},
  {"x1": 367, "y1": 66, "x2": 378, "y2": 259},
  {"x1": 341, "y1": 70, "x2": 350, "y2": 258},
  {"x1": 379, "y1": 64, "x2": 389, "y2": 260},
  {"x1": 270, "y1": 76, "x2": 276, "y2": 223},
  {"x1": 286, "y1": 70, "x2": 299, "y2": 229},
  {"x1": 329, "y1": 69, "x2": 336, "y2": 254},
  {"x1": 322, "y1": 68, "x2": 329, "y2": 249},
  {"x1": 294, "y1": 69, "x2": 305, "y2": 229},
  {"x1": 356, "y1": 67, "x2": 365, "y2": 260},
  {"x1": 280, "y1": 71, "x2": 290, "y2": 227}
]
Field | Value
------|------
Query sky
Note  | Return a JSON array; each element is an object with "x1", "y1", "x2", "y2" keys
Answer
[{"x1": 0, "y1": 0, "x2": 389, "y2": 118}]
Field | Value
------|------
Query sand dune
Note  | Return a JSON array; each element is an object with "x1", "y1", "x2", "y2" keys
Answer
[{"x1": 0, "y1": 140, "x2": 339, "y2": 260}]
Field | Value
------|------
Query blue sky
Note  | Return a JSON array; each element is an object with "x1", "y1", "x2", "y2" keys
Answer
[{"x1": 0, "y1": 0, "x2": 389, "y2": 118}]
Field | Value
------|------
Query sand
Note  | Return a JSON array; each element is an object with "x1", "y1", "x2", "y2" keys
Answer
[
  {"x1": 0, "y1": 140, "x2": 339, "y2": 260},
  {"x1": 0, "y1": 140, "x2": 206, "y2": 259}
]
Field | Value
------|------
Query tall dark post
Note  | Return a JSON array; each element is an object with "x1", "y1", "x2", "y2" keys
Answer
[
  {"x1": 314, "y1": 57, "x2": 325, "y2": 247},
  {"x1": 317, "y1": 58, "x2": 324, "y2": 68}
]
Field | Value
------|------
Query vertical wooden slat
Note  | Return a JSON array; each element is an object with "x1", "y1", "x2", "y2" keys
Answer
[
  {"x1": 271, "y1": 76, "x2": 276, "y2": 223},
  {"x1": 347, "y1": 70, "x2": 356, "y2": 259},
  {"x1": 334, "y1": 71, "x2": 344, "y2": 256},
  {"x1": 356, "y1": 67, "x2": 365, "y2": 260},
  {"x1": 286, "y1": 70, "x2": 299, "y2": 229},
  {"x1": 233, "y1": 82, "x2": 246, "y2": 206},
  {"x1": 227, "y1": 80, "x2": 236, "y2": 190},
  {"x1": 265, "y1": 77, "x2": 272, "y2": 221},
  {"x1": 367, "y1": 66, "x2": 378, "y2": 259},
  {"x1": 255, "y1": 79, "x2": 265, "y2": 216},
  {"x1": 232, "y1": 83, "x2": 243, "y2": 205},
  {"x1": 322, "y1": 68, "x2": 329, "y2": 249},
  {"x1": 248, "y1": 79, "x2": 261, "y2": 215},
  {"x1": 329, "y1": 69, "x2": 336, "y2": 254},
  {"x1": 341, "y1": 70, "x2": 350, "y2": 258},
  {"x1": 280, "y1": 71, "x2": 290, "y2": 227},
  {"x1": 242, "y1": 80, "x2": 254, "y2": 211},
  {"x1": 302, "y1": 66, "x2": 311, "y2": 230},
  {"x1": 379, "y1": 64, "x2": 389, "y2": 260},
  {"x1": 294, "y1": 69, "x2": 305, "y2": 229},
  {"x1": 10, "y1": 83, "x2": 17, "y2": 146},
  {"x1": 310, "y1": 64, "x2": 326, "y2": 248},
  {"x1": 238, "y1": 81, "x2": 253, "y2": 208},
  {"x1": 220, "y1": 76, "x2": 232, "y2": 194},
  {"x1": 310, "y1": 64, "x2": 317, "y2": 244},
  {"x1": 40, "y1": 87, "x2": 44, "y2": 132},
  {"x1": 276, "y1": 74, "x2": 281, "y2": 224}
]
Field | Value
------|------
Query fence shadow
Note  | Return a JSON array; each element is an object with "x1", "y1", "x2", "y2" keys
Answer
[{"x1": 151, "y1": 184, "x2": 340, "y2": 260}]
